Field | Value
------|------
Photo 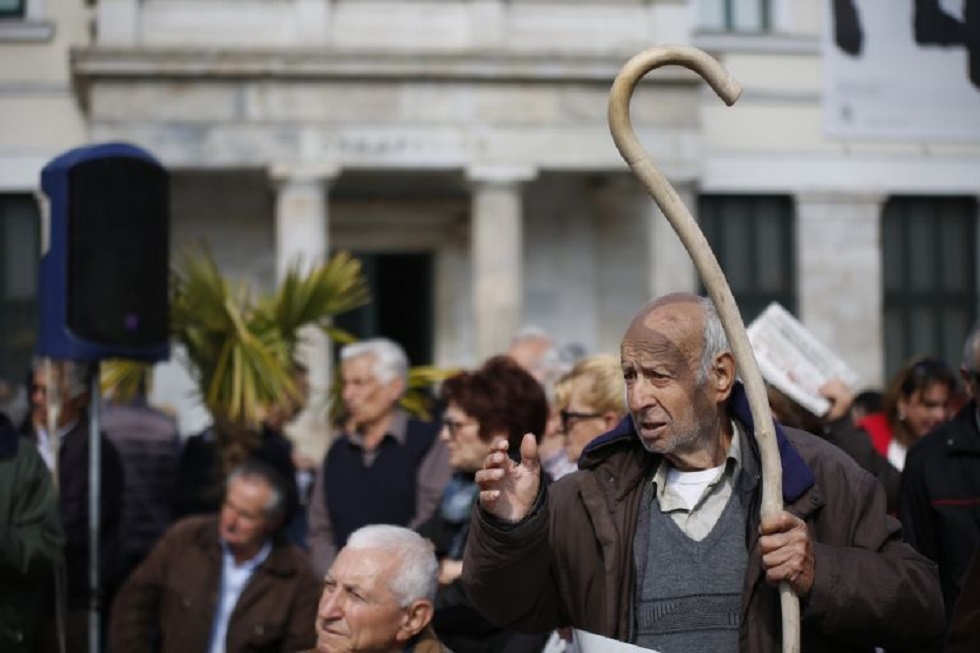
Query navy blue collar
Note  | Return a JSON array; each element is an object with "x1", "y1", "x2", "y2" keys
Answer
[{"x1": 582, "y1": 382, "x2": 814, "y2": 503}]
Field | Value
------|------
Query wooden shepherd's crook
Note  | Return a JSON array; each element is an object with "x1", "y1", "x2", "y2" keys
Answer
[{"x1": 608, "y1": 45, "x2": 801, "y2": 653}]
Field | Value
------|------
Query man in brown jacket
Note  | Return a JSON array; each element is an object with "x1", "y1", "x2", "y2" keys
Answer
[
  {"x1": 464, "y1": 293, "x2": 945, "y2": 652},
  {"x1": 110, "y1": 460, "x2": 320, "y2": 653}
]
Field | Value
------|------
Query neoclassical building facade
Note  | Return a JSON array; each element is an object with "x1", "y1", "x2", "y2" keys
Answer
[{"x1": 2, "y1": 0, "x2": 979, "y2": 432}]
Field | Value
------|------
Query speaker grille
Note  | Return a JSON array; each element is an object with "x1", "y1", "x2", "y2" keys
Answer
[{"x1": 67, "y1": 156, "x2": 169, "y2": 348}]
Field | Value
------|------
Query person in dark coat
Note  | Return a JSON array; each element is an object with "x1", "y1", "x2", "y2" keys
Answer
[
  {"x1": 901, "y1": 321, "x2": 980, "y2": 617},
  {"x1": 308, "y1": 338, "x2": 451, "y2": 577},
  {"x1": 24, "y1": 358, "x2": 125, "y2": 653},
  {"x1": 464, "y1": 293, "x2": 945, "y2": 653},
  {"x1": 418, "y1": 356, "x2": 550, "y2": 653},
  {"x1": 110, "y1": 460, "x2": 319, "y2": 653},
  {"x1": 0, "y1": 411, "x2": 64, "y2": 652},
  {"x1": 102, "y1": 377, "x2": 180, "y2": 578},
  {"x1": 948, "y1": 543, "x2": 980, "y2": 652}
]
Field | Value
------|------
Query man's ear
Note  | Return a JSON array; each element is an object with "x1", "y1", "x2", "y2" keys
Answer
[
  {"x1": 710, "y1": 352, "x2": 736, "y2": 401},
  {"x1": 396, "y1": 600, "x2": 433, "y2": 643},
  {"x1": 389, "y1": 376, "x2": 407, "y2": 403}
]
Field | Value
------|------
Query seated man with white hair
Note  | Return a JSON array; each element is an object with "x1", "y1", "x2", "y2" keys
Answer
[{"x1": 312, "y1": 524, "x2": 449, "y2": 653}]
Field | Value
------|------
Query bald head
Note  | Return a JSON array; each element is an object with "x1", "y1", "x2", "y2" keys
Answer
[
  {"x1": 620, "y1": 293, "x2": 735, "y2": 468},
  {"x1": 623, "y1": 294, "x2": 705, "y2": 381}
]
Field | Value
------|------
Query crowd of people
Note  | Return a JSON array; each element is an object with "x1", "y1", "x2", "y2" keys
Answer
[{"x1": 2, "y1": 291, "x2": 980, "y2": 652}]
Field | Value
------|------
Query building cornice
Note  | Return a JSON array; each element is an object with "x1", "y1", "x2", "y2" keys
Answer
[{"x1": 70, "y1": 47, "x2": 702, "y2": 84}]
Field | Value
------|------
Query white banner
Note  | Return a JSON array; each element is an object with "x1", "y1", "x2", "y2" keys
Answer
[{"x1": 823, "y1": 0, "x2": 980, "y2": 141}]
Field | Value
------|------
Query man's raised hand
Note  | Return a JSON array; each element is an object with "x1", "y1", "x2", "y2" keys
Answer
[{"x1": 475, "y1": 433, "x2": 541, "y2": 523}]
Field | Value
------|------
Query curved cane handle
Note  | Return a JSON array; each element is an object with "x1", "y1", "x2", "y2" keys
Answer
[{"x1": 608, "y1": 45, "x2": 800, "y2": 653}]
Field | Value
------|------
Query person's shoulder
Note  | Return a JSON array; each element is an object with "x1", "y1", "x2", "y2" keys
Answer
[
  {"x1": 406, "y1": 413, "x2": 440, "y2": 437},
  {"x1": 168, "y1": 514, "x2": 217, "y2": 542},
  {"x1": 783, "y1": 425, "x2": 877, "y2": 489}
]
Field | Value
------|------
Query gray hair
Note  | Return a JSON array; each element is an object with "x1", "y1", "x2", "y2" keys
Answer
[
  {"x1": 225, "y1": 460, "x2": 287, "y2": 523},
  {"x1": 696, "y1": 296, "x2": 731, "y2": 385},
  {"x1": 340, "y1": 338, "x2": 409, "y2": 387},
  {"x1": 962, "y1": 322, "x2": 980, "y2": 372},
  {"x1": 31, "y1": 357, "x2": 93, "y2": 400},
  {"x1": 344, "y1": 524, "x2": 439, "y2": 606},
  {"x1": 509, "y1": 326, "x2": 578, "y2": 398}
]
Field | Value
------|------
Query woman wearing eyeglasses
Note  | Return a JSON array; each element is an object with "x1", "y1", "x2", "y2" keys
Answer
[
  {"x1": 552, "y1": 355, "x2": 627, "y2": 466},
  {"x1": 417, "y1": 356, "x2": 549, "y2": 653}
]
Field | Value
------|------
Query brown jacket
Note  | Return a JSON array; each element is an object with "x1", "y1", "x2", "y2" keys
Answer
[
  {"x1": 463, "y1": 402, "x2": 944, "y2": 652},
  {"x1": 110, "y1": 515, "x2": 319, "y2": 653},
  {"x1": 299, "y1": 625, "x2": 451, "y2": 653}
]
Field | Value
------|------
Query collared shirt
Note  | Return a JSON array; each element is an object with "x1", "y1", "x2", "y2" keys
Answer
[
  {"x1": 346, "y1": 409, "x2": 410, "y2": 466},
  {"x1": 651, "y1": 420, "x2": 744, "y2": 541},
  {"x1": 208, "y1": 539, "x2": 273, "y2": 653},
  {"x1": 34, "y1": 419, "x2": 79, "y2": 472}
]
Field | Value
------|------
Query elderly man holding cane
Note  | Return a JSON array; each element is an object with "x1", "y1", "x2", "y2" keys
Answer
[{"x1": 463, "y1": 293, "x2": 944, "y2": 653}]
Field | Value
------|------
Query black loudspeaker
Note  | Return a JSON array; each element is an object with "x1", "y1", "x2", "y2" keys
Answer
[{"x1": 38, "y1": 143, "x2": 170, "y2": 362}]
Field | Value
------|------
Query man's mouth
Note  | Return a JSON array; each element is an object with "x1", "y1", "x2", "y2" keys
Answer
[{"x1": 639, "y1": 419, "x2": 666, "y2": 435}]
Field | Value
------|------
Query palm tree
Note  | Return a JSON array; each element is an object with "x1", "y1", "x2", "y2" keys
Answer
[{"x1": 106, "y1": 245, "x2": 370, "y2": 472}]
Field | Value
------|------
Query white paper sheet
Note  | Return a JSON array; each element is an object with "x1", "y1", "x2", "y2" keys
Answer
[{"x1": 573, "y1": 629, "x2": 661, "y2": 653}]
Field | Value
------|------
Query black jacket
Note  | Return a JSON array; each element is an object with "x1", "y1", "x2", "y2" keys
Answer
[{"x1": 900, "y1": 400, "x2": 980, "y2": 616}]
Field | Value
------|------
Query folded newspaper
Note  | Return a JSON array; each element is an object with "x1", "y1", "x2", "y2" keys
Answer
[{"x1": 746, "y1": 302, "x2": 860, "y2": 416}]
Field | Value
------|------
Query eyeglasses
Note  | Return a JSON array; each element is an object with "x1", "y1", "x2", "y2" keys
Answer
[
  {"x1": 560, "y1": 409, "x2": 603, "y2": 433},
  {"x1": 442, "y1": 418, "x2": 478, "y2": 437}
]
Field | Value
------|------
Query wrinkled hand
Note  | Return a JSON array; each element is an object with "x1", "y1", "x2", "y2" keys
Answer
[
  {"x1": 759, "y1": 511, "x2": 815, "y2": 598},
  {"x1": 475, "y1": 433, "x2": 541, "y2": 523},
  {"x1": 819, "y1": 378, "x2": 854, "y2": 422}
]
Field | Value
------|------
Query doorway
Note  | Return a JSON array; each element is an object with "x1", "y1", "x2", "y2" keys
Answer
[{"x1": 333, "y1": 251, "x2": 434, "y2": 366}]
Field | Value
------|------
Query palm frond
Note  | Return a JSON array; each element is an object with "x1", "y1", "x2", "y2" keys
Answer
[
  {"x1": 100, "y1": 359, "x2": 153, "y2": 403},
  {"x1": 171, "y1": 246, "x2": 368, "y2": 430}
]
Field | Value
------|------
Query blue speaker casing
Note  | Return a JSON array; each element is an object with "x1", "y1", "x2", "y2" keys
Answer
[{"x1": 36, "y1": 142, "x2": 170, "y2": 362}]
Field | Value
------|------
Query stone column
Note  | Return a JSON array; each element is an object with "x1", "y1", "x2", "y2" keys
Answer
[
  {"x1": 649, "y1": 180, "x2": 698, "y2": 298},
  {"x1": 796, "y1": 192, "x2": 885, "y2": 388},
  {"x1": 467, "y1": 165, "x2": 537, "y2": 361},
  {"x1": 269, "y1": 162, "x2": 340, "y2": 393},
  {"x1": 591, "y1": 174, "x2": 697, "y2": 352}
]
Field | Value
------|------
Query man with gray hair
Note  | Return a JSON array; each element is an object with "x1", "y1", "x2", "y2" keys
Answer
[
  {"x1": 25, "y1": 358, "x2": 125, "y2": 653},
  {"x1": 110, "y1": 460, "x2": 320, "y2": 652},
  {"x1": 464, "y1": 293, "x2": 944, "y2": 652},
  {"x1": 311, "y1": 524, "x2": 449, "y2": 653},
  {"x1": 308, "y1": 338, "x2": 451, "y2": 577},
  {"x1": 900, "y1": 321, "x2": 980, "y2": 617}
]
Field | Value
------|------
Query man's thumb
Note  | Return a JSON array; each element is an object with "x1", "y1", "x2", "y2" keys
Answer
[{"x1": 520, "y1": 432, "x2": 539, "y2": 469}]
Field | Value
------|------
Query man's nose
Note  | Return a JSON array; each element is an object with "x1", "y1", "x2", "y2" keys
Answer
[
  {"x1": 627, "y1": 379, "x2": 657, "y2": 410},
  {"x1": 318, "y1": 589, "x2": 344, "y2": 619},
  {"x1": 341, "y1": 385, "x2": 356, "y2": 403}
]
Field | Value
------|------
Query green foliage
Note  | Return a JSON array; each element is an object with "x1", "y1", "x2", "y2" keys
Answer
[{"x1": 104, "y1": 246, "x2": 370, "y2": 429}]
